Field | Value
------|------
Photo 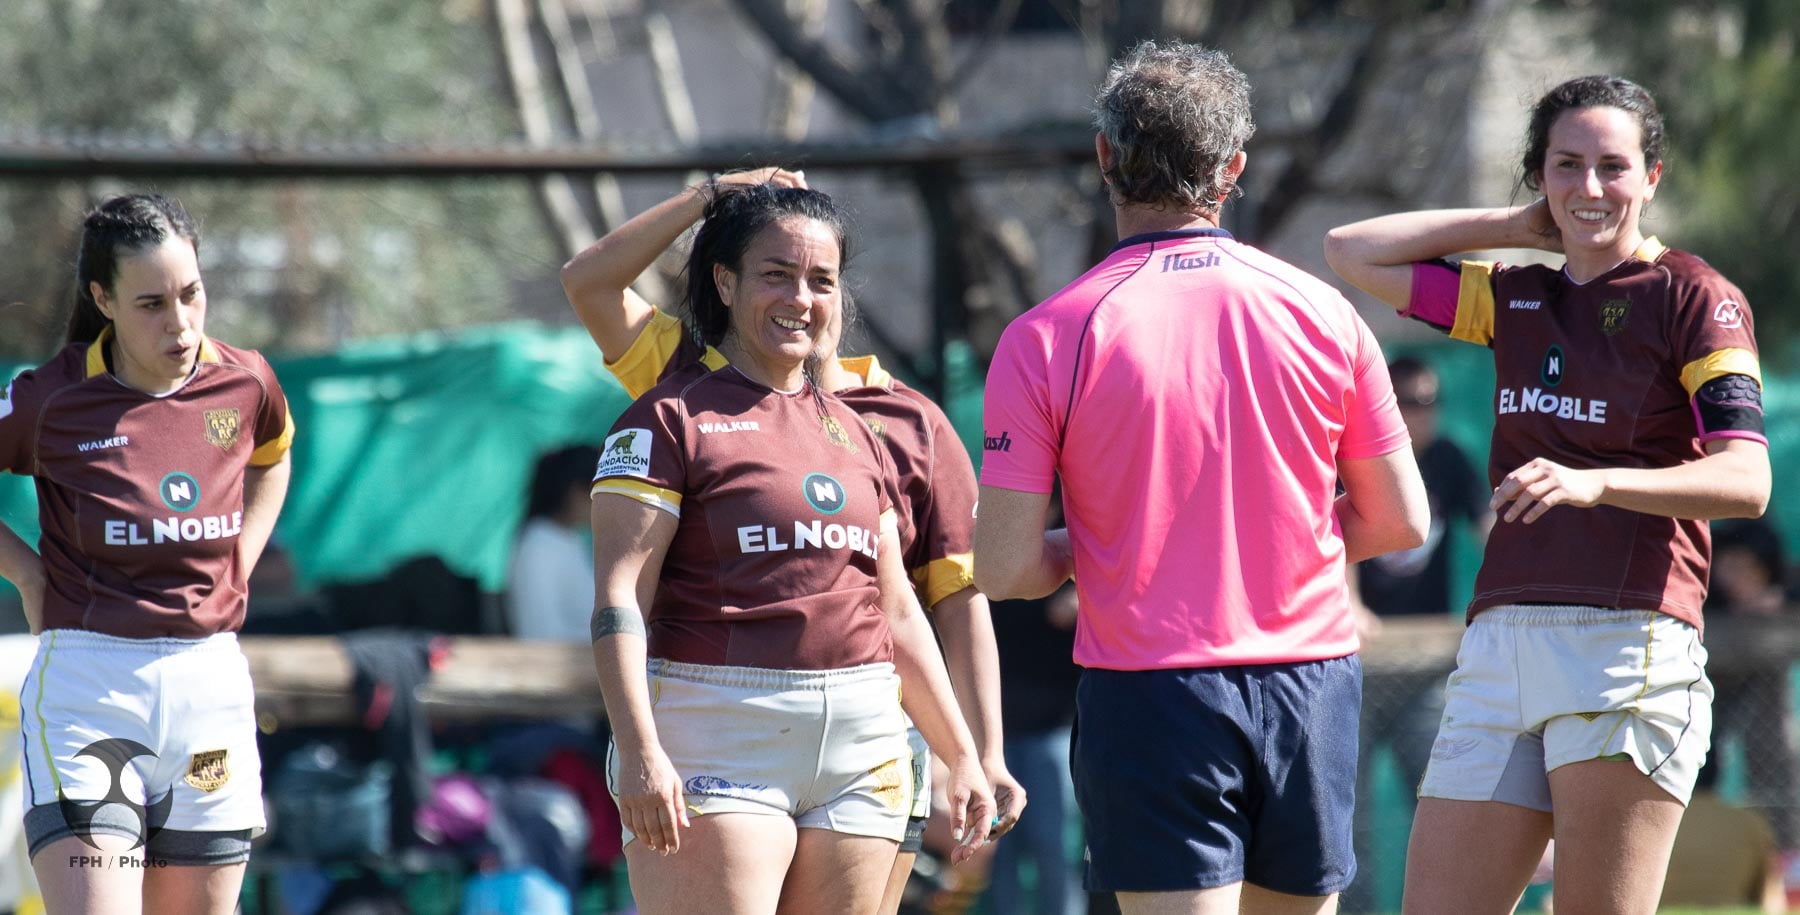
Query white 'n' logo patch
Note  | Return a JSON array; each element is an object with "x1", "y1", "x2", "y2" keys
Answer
[{"x1": 596, "y1": 427, "x2": 654, "y2": 479}]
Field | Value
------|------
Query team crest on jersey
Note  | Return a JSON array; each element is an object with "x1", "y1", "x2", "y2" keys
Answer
[
  {"x1": 597, "y1": 427, "x2": 653, "y2": 479},
  {"x1": 183, "y1": 749, "x2": 230, "y2": 793},
  {"x1": 204, "y1": 408, "x2": 241, "y2": 449},
  {"x1": 1599, "y1": 298, "x2": 1632, "y2": 336},
  {"x1": 822, "y1": 415, "x2": 858, "y2": 453},
  {"x1": 862, "y1": 417, "x2": 888, "y2": 443}
]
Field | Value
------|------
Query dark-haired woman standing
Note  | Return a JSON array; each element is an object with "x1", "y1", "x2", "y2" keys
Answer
[
  {"x1": 0, "y1": 194, "x2": 292, "y2": 914},
  {"x1": 1326, "y1": 76, "x2": 1770, "y2": 914},
  {"x1": 583, "y1": 179, "x2": 993, "y2": 914}
]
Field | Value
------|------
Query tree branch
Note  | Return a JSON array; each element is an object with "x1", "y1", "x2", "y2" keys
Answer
[{"x1": 732, "y1": 0, "x2": 908, "y2": 121}]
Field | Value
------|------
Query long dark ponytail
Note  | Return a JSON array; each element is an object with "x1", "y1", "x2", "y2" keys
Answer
[{"x1": 67, "y1": 194, "x2": 200, "y2": 345}]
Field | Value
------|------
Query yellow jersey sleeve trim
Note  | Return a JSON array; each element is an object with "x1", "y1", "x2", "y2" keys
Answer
[
  {"x1": 592, "y1": 478, "x2": 682, "y2": 517},
  {"x1": 1449, "y1": 260, "x2": 1497, "y2": 346},
  {"x1": 249, "y1": 412, "x2": 296, "y2": 466},
  {"x1": 700, "y1": 347, "x2": 729, "y2": 371},
  {"x1": 607, "y1": 309, "x2": 684, "y2": 399},
  {"x1": 910, "y1": 553, "x2": 976, "y2": 609},
  {"x1": 1680, "y1": 347, "x2": 1762, "y2": 396},
  {"x1": 1633, "y1": 236, "x2": 1667, "y2": 263},
  {"x1": 197, "y1": 336, "x2": 222, "y2": 363}
]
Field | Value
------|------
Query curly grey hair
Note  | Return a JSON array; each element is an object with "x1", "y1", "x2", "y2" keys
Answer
[{"x1": 1093, "y1": 40, "x2": 1255, "y2": 214}]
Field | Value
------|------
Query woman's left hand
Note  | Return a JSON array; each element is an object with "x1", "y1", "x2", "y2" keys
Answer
[
  {"x1": 1491, "y1": 457, "x2": 1604, "y2": 524},
  {"x1": 943, "y1": 754, "x2": 996, "y2": 865}
]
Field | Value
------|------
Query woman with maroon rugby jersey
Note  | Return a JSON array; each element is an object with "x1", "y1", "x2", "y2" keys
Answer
[
  {"x1": 1327, "y1": 77, "x2": 1771, "y2": 914},
  {"x1": 583, "y1": 180, "x2": 994, "y2": 914},
  {"x1": 564, "y1": 167, "x2": 1025, "y2": 915},
  {"x1": 0, "y1": 194, "x2": 293, "y2": 915}
]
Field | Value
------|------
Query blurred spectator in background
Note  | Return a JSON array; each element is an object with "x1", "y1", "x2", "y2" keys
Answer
[
  {"x1": 506, "y1": 444, "x2": 600, "y2": 642},
  {"x1": 1705, "y1": 515, "x2": 1800, "y2": 847},
  {"x1": 985, "y1": 581, "x2": 1083, "y2": 915},
  {"x1": 1660, "y1": 744, "x2": 1786, "y2": 913},
  {"x1": 1344, "y1": 356, "x2": 1490, "y2": 912}
]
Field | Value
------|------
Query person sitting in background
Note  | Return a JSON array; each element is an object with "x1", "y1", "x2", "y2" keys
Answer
[
  {"x1": 506, "y1": 444, "x2": 600, "y2": 642},
  {"x1": 1705, "y1": 516, "x2": 1800, "y2": 849},
  {"x1": 1659, "y1": 744, "x2": 1786, "y2": 913}
]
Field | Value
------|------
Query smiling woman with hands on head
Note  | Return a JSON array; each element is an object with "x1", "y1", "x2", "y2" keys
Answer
[
  {"x1": 582, "y1": 178, "x2": 993, "y2": 915},
  {"x1": 1326, "y1": 75, "x2": 1771, "y2": 915}
]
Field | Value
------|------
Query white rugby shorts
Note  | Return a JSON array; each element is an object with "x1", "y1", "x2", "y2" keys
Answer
[
  {"x1": 20, "y1": 630, "x2": 266, "y2": 859},
  {"x1": 608, "y1": 659, "x2": 912, "y2": 844},
  {"x1": 1419, "y1": 605, "x2": 1712, "y2": 808}
]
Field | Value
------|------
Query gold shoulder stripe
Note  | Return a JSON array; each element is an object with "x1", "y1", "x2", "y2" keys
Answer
[
  {"x1": 197, "y1": 336, "x2": 222, "y2": 364},
  {"x1": 1680, "y1": 348, "x2": 1762, "y2": 396},
  {"x1": 836, "y1": 354, "x2": 893, "y2": 389},
  {"x1": 1633, "y1": 236, "x2": 1667, "y2": 263},
  {"x1": 608, "y1": 309, "x2": 686, "y2": 399},
  {"x1": 84, "y1": 326, "x2": 114, "y2": 378},
  {"x1": 700, "y1": 347, "x2": 729, "y2": 371},
  {"x1": 1450, "y1": 260, "x2": 1497, "y2": 346},
  {"x1": 592, "y1": 478, "x2": 682, "y2": 517},
  {"x1": 910, "y1": 553, "x2": 976, "y2": 609},
  {"x1": 249, "y1": 412, "x2": 296, "y2": 466}
]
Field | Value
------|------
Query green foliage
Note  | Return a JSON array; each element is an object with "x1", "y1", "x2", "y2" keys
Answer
[
  {"x1": 0, "y1": 0, "x2": 554, "y2": 359},
  {"x1": 1589, "y1": 0, "x2": 1800, "y2": 362}
]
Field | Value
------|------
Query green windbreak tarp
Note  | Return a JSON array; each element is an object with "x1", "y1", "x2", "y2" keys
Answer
[{"x1": 0, "y1": 326, "x2": 1794, "y2": 600}]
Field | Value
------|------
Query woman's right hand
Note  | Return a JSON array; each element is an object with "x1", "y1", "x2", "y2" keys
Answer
[
  {"x1": 1521, "y1": 198, "x2": 1563, "y2": 253},
  {"x1": 942, "y1": 753, "x2": 996, "y2": 865},
  {"x1": 616, "y1": 741, "x2": 689, "y2": 855},
  {"x1": 706, "y1": 166, "x2": 807, "y2": 196}
]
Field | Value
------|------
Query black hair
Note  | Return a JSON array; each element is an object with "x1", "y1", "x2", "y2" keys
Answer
[
  {"x1": 681, "y1": 180, "x2": 853, "y2": 350},
  {"x1": 67, "y1": 194, "x2": 201, "y2": 345},
  {"x1": 526, "y1": 444, "x2": 602, "y2": 520},
  {"x1": 1521, "y1": 75, "x2": 1666, "y2": 194},
  {"x1": 1387, "y1": 355, "x2": 1441, "y2": 407}
]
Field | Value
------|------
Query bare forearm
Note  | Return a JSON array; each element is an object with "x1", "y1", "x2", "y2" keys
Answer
[
  {"x1": 561, "y1": 184, "x2": 707, "y2": 303},
  {"x1": 1595, "y1": 449, "x2": 1770, "y2": 519},
  {"x1": 240, "y1": 456, "x2": 291, "y2": 575},
  {"x1": 932, "y1": 588, "x2": 1005, "y2": 766},
  {"x1": 1331, "y1": 207, "x2": 1539, "y2": 268},
  {"x1": 591, "y1": 617, "x2": 660, "y2": 750},
  {"x1": 0, "y1": 521, "x2": 44, "y2": 631},
  {"x1": 890, "y1": 605, "x2": 979, "y2": 764},
  {"x1": 976, "y1": 529, "x2": 1073, "y2": 601},
  {"x1": 1336, "y1": 491, "x2": 1424, "y2": 563}
]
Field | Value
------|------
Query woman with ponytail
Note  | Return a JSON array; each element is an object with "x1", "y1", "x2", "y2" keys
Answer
[
  {"x1": 578, "y1": 174, "x2": 995, "y2": 914},
  {"x1": 0, "y1": 194, "x2": 293, "y2": 914}
]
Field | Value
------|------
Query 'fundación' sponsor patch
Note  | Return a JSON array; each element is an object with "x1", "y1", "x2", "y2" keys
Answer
[{"x1": 597, "y1": 427, "x2": 654, "y2": 479}]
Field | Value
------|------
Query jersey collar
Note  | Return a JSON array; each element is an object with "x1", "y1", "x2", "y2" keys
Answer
[
  {"x1": 84, "y1": 326, "x2": 222, "y2": 380},
  {"x1": 835, "y1": 354, "x2": 893, "y2": 389},
  {"x1": 1111, "y1": 227, "x2": 1234, "y2": 254}
]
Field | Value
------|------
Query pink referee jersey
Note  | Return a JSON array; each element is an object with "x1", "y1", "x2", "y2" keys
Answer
[{"x1": 981, "y1": 228, "x2": 1410, "y2": 670}]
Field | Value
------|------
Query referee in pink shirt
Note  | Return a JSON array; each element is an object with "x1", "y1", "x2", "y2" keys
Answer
[{"x1": 975, "y1": 41, "x2": 1430, "y2": 915}]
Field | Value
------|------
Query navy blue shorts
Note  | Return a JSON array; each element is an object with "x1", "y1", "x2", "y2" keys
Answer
[{"x1": 1072, "y1": 655, "x2": 1361, "y2": 896}]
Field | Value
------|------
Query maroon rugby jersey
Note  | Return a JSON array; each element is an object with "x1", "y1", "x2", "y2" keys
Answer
[
  {"x1": 1416, "y1": 239, "x2": 1760, "y2": 629},
  {"x1": 592, "y1": 361, "x2": 899, "y2": 670},
  {"x1": 0, "y1": 329, "x2": 294, "y2": 637},
  {"x1": 607, "y1": 308, "x2": 977, "y2": 607}
]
